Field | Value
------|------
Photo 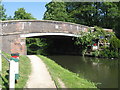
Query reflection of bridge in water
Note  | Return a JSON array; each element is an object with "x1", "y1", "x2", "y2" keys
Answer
[{"x1": 0, "y1": 20, "x2": 112, "y2": 55}]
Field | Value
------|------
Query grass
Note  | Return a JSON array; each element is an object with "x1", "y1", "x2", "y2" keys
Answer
[
  {"x1": 38, "y1": 55, "x2": 97, "y2": 88},
  {"x1": 1, "y1": 52, "x2": 31, "y2": 88}
]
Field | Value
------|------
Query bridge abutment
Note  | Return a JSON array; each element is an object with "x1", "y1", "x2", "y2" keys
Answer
[{"x1": 2, "y1": 35, "x2": 26, "y2": 55}]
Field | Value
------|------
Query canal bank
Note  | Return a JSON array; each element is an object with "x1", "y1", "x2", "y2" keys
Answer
[
  {"x1": 38, "y1": 55, "x2": 97, "y2": 88},
  {"x1": 47, "y1": 55, "x2": 118, "y2": 89}
]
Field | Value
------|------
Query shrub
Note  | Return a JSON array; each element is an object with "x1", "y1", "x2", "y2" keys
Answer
[
  {"x1": 109, "y1": 36, "x2": 120, "y2": 51},
  {"x1": 99, "y1": 49, "x2": 119, "y2": 58},
  {"x1": 92, "y1": 50, "x2": 99, "y2": 57}
]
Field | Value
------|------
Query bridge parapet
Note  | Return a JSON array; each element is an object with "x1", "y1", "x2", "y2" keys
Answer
[{"x1": 1, "y1": 20, "x2": 89, "y2": 35}]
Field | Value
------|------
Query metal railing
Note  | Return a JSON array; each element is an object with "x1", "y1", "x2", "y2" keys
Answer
[{"x1": 0, "y1": 53, "x2": 10, "y2": 62}]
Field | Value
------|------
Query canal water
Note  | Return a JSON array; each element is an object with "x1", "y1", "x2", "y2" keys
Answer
[{"x1": 48, "y1": 55, "x2": 118, "y2": 88}]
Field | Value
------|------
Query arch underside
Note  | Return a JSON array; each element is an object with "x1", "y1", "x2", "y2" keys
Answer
[{"x1": 20, "y1": 33, "x2": 81, "y2": 38}]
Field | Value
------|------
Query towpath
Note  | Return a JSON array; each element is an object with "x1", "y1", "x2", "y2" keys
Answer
[{"x1": 26, "y1": 55, "x2": 56, "y2": 88}]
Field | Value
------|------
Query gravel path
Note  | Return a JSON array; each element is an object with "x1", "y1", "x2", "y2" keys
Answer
[{"x1": 26, "y1": 55, "x2": 56, "y2": 88}]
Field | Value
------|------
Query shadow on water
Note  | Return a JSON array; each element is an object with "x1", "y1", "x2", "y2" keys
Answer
[{"x1": 47, "y1": 55, "x2": 119, "y2": 88}]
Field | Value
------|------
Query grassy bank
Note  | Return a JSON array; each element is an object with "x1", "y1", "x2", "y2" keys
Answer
[
  {"x1": 2, "y1": 52, "x2": 31, "y2": 88},
  {"x1": 38, "y1": 55, "x2": 97, "y2": 88}
]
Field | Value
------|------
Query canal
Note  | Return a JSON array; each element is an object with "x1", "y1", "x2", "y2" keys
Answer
[{"x1": 48, "y1": 55, "x2": 118, "y2": 88}]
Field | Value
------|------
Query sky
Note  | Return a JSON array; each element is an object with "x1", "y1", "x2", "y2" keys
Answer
[
  {"x1": 2, "y1": 0, "x2": 119, "y2": 20},
  {"x1": 2, "y1": 2, "x2": 51, "y2": 20}
]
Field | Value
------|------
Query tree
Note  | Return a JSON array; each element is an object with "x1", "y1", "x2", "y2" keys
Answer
[
  {"x1": 43, "y1": 1, "x2": 70, "y2": 22},
  {"x1": 66, "y1": 2, "x2": 97, "y2": 25},
  {"x1": 114, "y1": 2, "x2": 120, "y2": 38},
  {"x1": 7, "y1": 16, "x2": 14, "y2": 20},
  {"x1": 14, "y1": 8, "x2": 36, "y2": 20},
  {"x1": 66, "y1": 2, "x2": 120, "y2": 38},
  {"x1": 0, "y1": 3, "x2": 7, "y2": 20}
]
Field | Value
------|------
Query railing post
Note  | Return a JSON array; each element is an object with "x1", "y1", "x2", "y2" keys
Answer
[
  {"x1": 0, "y1": 50, "x2": 1, "y2": 89},
  {"x1": 9, "y1": 60, "x2": 15, "y2": 89},
  {"x1": 0, "y1": 52, "x2": 1, "y2": 89},
  {"x1": 0, "y1": 38, "x2": 2, "y2": 72},
  {"x1": 0, "y1": 20, "x2": 2, "y2": 72},
  {"x1": 0, "y1": 50, "x2": 1, "y2": 72},
  {"x1": 9, "y1": 53, "x2": 19, "y2": 89}
]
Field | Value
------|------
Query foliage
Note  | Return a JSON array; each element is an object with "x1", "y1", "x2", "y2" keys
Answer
[
  {"x1": 0, "y1": 2, "x2": 7, "y2": 20},
  {"x1": 14, "y1": 8, "x2": 36, "y2": 20},
  {"x1": 76, "y1": 26, "x2": 107, "y2": 55},
  {"x1": 66, "y1": 2, "x2": 98, "y2": 25},
  {"x1": 7, "y1": 16, "x2": 14, "y2": 20},
  {"x1": 43, "y1": 1, "x2": 70, "y2": 22},
  {"x1": 92, "y1": 50, "x2": 99, "y2": 57},
  {"x1": 96, "y1": 35, "x2": 120, "y2": 58},
  {"x1": 38, "y1": 55, "x2": 97, "y2": 88},
  {"x1": 75, "y1": 26, "x2": 120, "y2": 58},
  {"x1": 26, "y1": 38, "x2": 48, "y2": 55},
  {"x1": 109, "y1": 35, "x2": 120, "y2": 51},
  {"x1": 99, "y1": 49, "x2": 119, "y2": 58}
]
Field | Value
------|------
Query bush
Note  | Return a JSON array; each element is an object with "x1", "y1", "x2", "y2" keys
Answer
[
  {"x1": 92, "y1": 50, "x2": 99, "y2": 57},
  {"x1": 99, "y1": 49, "x2": 119, "y2": 58},
  {"x1": 109, "y1": 36, "x2": 120, "y2": 50}
]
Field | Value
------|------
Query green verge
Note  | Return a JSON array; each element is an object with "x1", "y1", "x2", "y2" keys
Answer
[
  {"x1": 38, "y1": 55, "x2": 97, "y2": 88},
  {"x1": 2, "y1": 52, "x2": 31, "y2": 88}
]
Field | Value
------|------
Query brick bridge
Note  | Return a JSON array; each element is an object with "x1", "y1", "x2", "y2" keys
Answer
[{"x1": 0, "y1": 20, "x2": 112, "y2": 55}]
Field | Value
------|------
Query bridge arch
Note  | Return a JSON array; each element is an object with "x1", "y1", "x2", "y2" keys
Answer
[
  {"x1": 20, "y1": 33, "x2": 80, "y2": 38},
  {"x1": 25, "y1": 34, "x2": 80, "y2": 55}
]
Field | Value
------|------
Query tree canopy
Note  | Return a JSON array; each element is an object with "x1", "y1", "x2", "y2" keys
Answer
[
  {"x1": 43, "y1": 1, "x2": 120, "y2": 38},
  {"x1": 14, "y1": 8, "x2": 36, "y2": 20},
  {"x1": 43, "y1": 1, "x2": 70, "y2": 22},
  {"x1": 0, "y1": 3, "x2": 7, "y2": 20}
]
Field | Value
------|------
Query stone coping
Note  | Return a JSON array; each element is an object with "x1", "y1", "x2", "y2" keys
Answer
[
  {"x1": 1, "y1": 20, "x2": 89, "y2": 27},
  {"x1": 1, "y1": 20, "x2": 113, "y2": 31}
]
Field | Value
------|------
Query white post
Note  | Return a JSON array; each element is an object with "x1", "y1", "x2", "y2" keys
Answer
[
  {"x1": 0, "y1": 20, "x2": 2, "y2": 72},
  {"x1": 0, "y1": 50, "x2": 1, "y2": 90},
  {"x1": 0, "y1": 50, "x2": 1, "y2": 72},
  {"x1": 15, "y1": 62, "x2": 19, "y2": 75},
  {"x1": 0, "y1": 20, "x2": 2, "y2": 89},
  {"x1": 9, "y1": 60, "x2": 15, "y2": 89},
  {"x1": 9, "y1": 54, "x2": 19, "y2": 89},
  {"x1": 0, "y1": 32, "x2": 2, "y2": 90}
]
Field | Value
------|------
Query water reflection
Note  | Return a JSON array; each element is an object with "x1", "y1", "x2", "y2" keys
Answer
[{"x1": 48, "y1": 55, "x2": 118, "y2": 88}]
